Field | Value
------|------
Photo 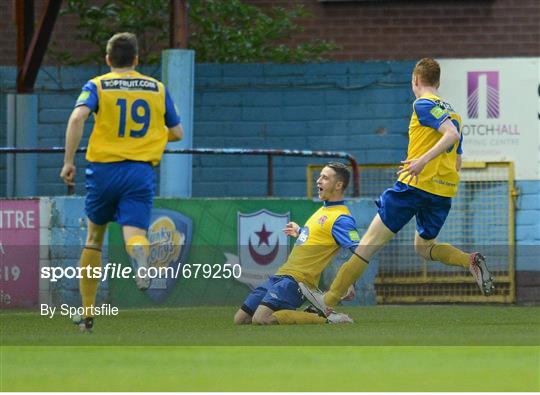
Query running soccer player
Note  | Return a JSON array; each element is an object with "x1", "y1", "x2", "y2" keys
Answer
[
  {"x1": 234, "y1": 162, "x2": 359, "y2": 325},
  {"x1": 300, "y1": 58, "x2": 494, "y2": 313},
  {"x1": 60, "y1": 32, "x2": 183, "y2": 332}
]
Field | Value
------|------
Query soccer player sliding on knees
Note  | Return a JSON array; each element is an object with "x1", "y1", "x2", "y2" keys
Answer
[
  {"x1": 60, "y1": 33, "x2": 183, "y2": 332},
  {"x1": 300, "y1": 58, "x2": 494, "y2": 314},
  {"x1": 234, "y1": 162, "x2": 359, "y2": 325}
]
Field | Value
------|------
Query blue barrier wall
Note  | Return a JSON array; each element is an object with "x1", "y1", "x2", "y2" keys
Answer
[
  {"x1": 1, "y1": 62, "x2": 413, "y2": 196},
  {"x1": 49, "y1": 197, "x2": 109, "y2": 306},
  {"x1": 192, "y1": 62, "x2": 413, "y2": 197},
  {"x1": 515, "y1": 181, "x2": 540, "y2": 271}
]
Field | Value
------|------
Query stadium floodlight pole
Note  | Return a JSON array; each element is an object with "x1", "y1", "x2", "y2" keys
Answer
[{"x1": 0, "y1": 147, "x2": 360, "y2": 197}]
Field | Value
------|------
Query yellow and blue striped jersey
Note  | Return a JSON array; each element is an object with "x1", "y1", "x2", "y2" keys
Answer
[
  {"x1": 398, "y1": 93, "x2": 463, "y2": 197},
  {"x1": 276, "y1": 201, "x2": 360, "y2": 289},
  {"x1": 75, "y1": 70, "x2": 180, "y2": 166}
]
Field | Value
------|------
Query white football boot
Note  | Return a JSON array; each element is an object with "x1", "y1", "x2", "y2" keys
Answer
[
  {"x1": 469, "y1": 252, "x2": 494, "y2": 296},
  {"x1": 326, "y1": 311, "x2": 354, "y2": 324},
  {"x1": 299, "y1": 282, "x2": 330, "y2": 317}
]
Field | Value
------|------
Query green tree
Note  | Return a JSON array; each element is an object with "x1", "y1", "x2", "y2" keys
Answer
[
  {"x1": 52, "y1": 0, "x2": 169, "y2": 64},
  {"x1": 52, "y1": 0, "x2": 336, "y2": 64}
]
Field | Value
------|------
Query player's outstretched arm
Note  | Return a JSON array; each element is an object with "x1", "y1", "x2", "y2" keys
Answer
[
  {"x1": 60, "y1": 106, "x2": 91, "y2": 186},
  {"x1": 168, "y1": 124, "x2": 184, "y2": 142},
  {"x1": 397, "y1": 119, "x2": 460, "y2": 184}
]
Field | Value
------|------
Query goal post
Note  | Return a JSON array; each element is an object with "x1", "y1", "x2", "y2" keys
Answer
[{"x1": 306, "y1": 162, "x2": 517, "y2": 303}]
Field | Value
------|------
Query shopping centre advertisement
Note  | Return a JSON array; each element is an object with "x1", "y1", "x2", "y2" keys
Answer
[{"x1": 438, "y1": 58, "x2": 539, "y2": 180}]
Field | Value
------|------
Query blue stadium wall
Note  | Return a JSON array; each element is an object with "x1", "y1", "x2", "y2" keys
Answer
[
  {"x1": 0, "y1": 62, "x2": 414, "y2": 196},
  {"x1": 0, "y1": 62, "x2": 538, "y2": 302}
]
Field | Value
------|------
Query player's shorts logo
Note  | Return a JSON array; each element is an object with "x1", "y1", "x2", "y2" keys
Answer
[
  {"x1": 138, "y1": 208, "x2": 192, "y2": 303},
  {"x1": 236, "y1": 209, "x2": 290, "y2": 289},
  {"x1": 467, "y1": 71, "x2": 500, "y2": 119}
]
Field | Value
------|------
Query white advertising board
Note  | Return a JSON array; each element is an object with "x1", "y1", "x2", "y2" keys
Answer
[{"x1": 438, "y1": 58, "x2": 539, "y2": 180}]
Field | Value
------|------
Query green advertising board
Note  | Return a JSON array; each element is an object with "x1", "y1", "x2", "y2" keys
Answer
[{"x1": 108, "y1": 199, "x2": 322, "y2": 308}]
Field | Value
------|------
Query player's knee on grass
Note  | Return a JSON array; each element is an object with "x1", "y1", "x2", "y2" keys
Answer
[
  {"x1": 233, "y1": 309, "x2": 252, "y2": 325},
  {"x1": 252, "y1": 306, "x2": 277, "y2": 325}
]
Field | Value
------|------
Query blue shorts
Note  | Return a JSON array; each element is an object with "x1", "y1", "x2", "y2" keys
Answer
[
  {"x1": 376, "y1": 181, "x2": 451, "y2": 240},
  {"x1": 241, "y1": 275, "x2": 304, "y2": 315},
  {"x1": 85, "y1": 161, "x2": 156, "y2": 230}
]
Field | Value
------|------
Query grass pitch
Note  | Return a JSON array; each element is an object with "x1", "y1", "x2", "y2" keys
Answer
[{"x1": 1, "y1": 305, "x2": 539, "y2": 391}]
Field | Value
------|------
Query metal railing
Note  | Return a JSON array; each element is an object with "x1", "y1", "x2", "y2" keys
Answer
[{"x1": 0, "y1": 147, "x2": 360, "y2": 197}]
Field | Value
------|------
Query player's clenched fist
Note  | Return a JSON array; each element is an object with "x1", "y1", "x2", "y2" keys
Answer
[{"x1": 60, "y1": 163, "x2": 76, "y2": 186}]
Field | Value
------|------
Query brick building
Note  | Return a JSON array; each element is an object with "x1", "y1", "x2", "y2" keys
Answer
[{"x1": 1, "y1": 0, "x2": 539, "y2": 65}]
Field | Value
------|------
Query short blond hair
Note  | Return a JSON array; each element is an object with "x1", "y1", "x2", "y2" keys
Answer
[{"x1": 413, "y1": 58, "x2": 440, "y2": 88}]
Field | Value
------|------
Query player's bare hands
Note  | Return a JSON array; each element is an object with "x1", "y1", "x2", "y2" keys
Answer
[
  {"x1": 397, "y1": 157, "x2": 427, "y2": 185},
  {"x1": 60, "y1": 163, "x2": 76, "y2": 186},
  {"x1": 341, "y1": 284, "x2": 356, "y2": 301},
  {"x1": 283, "y1": 221, "x2": 300, "y2": 237}
]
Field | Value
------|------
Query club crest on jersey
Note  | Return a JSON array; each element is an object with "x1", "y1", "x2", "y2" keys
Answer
[
  {"x1": 236, "y1": 209, "x2": 289, "y2": 288},
  {"x1": 133, "y1": 208, "x2": 192, "y2": 303},
  {"x1": 317, "y1": 215, "x2": 328, "y2": 226}
]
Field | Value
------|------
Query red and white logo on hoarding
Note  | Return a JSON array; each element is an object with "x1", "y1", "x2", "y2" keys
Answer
[{"x1": 224, "y1": 209, "x2": 289, "y2": 289}]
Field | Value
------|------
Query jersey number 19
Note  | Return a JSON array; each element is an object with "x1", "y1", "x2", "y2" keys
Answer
[{"x1": 116, "y1": 98, "x2": 150, "y2": 138}]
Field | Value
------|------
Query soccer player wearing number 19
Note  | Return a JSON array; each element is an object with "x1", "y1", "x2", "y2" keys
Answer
[{"x1": 60, "y1": 32, "x2": 183, "y2": 332}]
